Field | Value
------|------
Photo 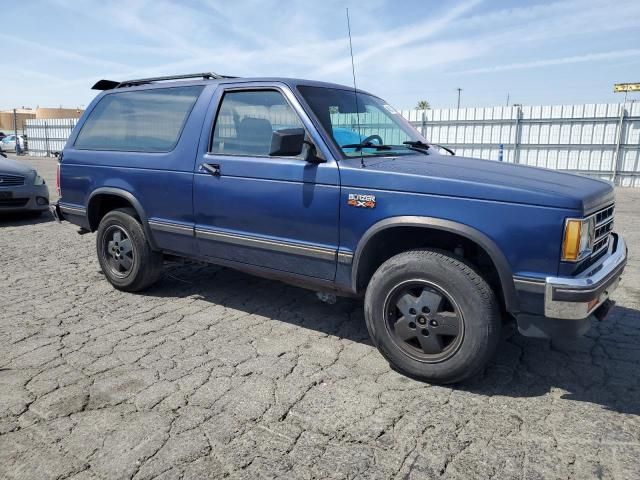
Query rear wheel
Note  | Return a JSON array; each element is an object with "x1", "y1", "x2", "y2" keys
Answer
[
  {"x1": 96, "y1": 208, "x2": 163, "y2": 292},
  {"x1": 364, "y1": 249, "x2": 501, "y2": 384}
]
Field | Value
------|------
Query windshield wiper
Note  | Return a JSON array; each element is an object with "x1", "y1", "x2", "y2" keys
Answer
[
  {"x1": 401, "y1": 141, "x2": 430, "y2": 155},
  {"x1": 403, "y1": 140, "x2": 455, "y2": 156},
  {"x1": 341, "y1": 141, "x2": 392, "y2": 152},
  {"x1": 403, "y1": 140, "x2": 430, "y2": 150},
  {"x1": 432, "y1": 143, "x2": 455, "y2": 156}
]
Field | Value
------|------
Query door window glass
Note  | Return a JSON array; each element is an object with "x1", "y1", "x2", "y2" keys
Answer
[{"x1": 211, "y1": 90, "x2": 304, "y2": 156}]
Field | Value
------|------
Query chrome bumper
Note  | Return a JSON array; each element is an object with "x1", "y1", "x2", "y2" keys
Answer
[{"x1": 544, "y1": 233, "x2": 626, "y2": 319}]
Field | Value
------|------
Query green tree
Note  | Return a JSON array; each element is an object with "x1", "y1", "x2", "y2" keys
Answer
[{"x1": 415, "y1": 100, "x2": 430, "y2": 110}]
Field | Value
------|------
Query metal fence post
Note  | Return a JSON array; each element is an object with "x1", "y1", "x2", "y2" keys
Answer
[
  {"x1": 612, "y1": 104, "x2": 627, "y2": 186},
  {"x1": 44, "y1": 121, "x2": 50, "y2": 157},
  {"x1": 513, "y1": 106, "x2": 522, "y2": 164},
  {"x1": 421, "y1": 110, "x2": 426, "y2": 138}
]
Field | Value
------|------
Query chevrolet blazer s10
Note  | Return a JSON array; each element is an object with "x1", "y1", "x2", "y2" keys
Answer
[{"x1": 51, "y1": 73, "x2": 627, "y2": 384}]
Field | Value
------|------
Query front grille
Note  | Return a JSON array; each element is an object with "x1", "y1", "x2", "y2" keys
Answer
[
  {"x1": 0, "y1": 174, "x2": 25, "y2": 186},
  {"x1": 591, "y1": 204, "x2": 614, "y2": 258},
  {"x1": 0, "y1": 198, "x2": 29, "y2": 207}
]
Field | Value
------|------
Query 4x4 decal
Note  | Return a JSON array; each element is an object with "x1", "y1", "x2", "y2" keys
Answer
[{"x1": 348, "y1": 193, "x2": 376, "y2": 208}]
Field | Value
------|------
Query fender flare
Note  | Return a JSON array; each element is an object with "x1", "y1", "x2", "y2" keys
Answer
[
  {"x1": 87, "y1": 187, "x2": 159, "y2": 251},
  {"x1": 351, "y1": 216, "x2": 518, "y2": 313}
]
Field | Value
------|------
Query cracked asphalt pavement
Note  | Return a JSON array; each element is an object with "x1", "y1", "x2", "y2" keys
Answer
[{"x1": 1, "y1": 156, "x2": 639, "y2": 479}]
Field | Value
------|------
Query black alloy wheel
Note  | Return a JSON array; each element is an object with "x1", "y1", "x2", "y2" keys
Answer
[
  {"x1": 384, "y1": 280, "x2": 464, "y2": 363},
  {"x1": 102, "y1": 225, "x2": 135, "y2": 278},
  {"x1": 96, "y1": 207, "x2": 163, "y2": 292},
  {"x1": 364, "y1": 249, "x2": 501, "y2": 384}
]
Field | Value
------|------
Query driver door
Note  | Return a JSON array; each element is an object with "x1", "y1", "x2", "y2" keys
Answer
[{"x1": 193, "y1": 84, "x2": 340, "y2": 280}]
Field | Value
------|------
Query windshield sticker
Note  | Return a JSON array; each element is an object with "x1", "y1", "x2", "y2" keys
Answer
[{"x1": 382, "y1": 104, "x2": 399, "y2": 115}]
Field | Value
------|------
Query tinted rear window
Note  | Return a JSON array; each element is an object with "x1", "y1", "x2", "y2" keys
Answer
[{"x1": 75, "y1": 86, "x2": 203, "y2": 152}]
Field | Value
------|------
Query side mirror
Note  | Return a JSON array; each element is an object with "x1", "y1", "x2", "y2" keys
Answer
[{"x1": 269, "y1": 128, "x2": 305, "y2": 156}]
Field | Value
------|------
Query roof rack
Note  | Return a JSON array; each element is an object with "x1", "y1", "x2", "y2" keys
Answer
[{"x1": 91, "y1": 72, "x2": 236, "y2": 90}]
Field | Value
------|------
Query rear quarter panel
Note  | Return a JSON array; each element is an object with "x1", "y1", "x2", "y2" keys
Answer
[{"x1": 59, "y1": 83, "x2": 217, "y2": 252}]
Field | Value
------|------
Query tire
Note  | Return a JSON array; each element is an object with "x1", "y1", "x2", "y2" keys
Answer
[
  {"x1": 96, "y1": 207, "x2": 163, "y2": 292},
  {"x1": 364, "y1": 249, "x2": 501, "y2": 384}
]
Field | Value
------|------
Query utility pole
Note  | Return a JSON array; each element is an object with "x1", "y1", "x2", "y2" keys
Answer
[
  {"x1": 506, "y1": 92, "x2": 510, "y2": 106},
  {"x1": 456, "y1": 88, "x2": 462, "y2": 109}
]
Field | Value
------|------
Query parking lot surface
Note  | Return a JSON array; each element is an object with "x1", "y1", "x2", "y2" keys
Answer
[{"x1": 1, "y1": 156, "x2": 639, "y2": 479}]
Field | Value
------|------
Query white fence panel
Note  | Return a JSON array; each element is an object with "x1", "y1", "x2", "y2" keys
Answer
[
  {"x1": 24, "y1": 118, "x2": 78, "y2": 157},
  {"x1": 410, "y1": 102, "x2": 640, "y2": 186},
  {"x1": 24, "y1": 101, "x2": 640, "y2": 186}
]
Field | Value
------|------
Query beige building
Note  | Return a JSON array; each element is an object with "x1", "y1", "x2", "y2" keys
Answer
[
  {"x1": 0, "y1": 109, "x2": 34, "y2": 133},
  {"x1": 0, "y1": 107, "x2": 84, "y2": 132},
  {"x1": 34, "y1": 107, "x2": 85, "y2": 119}
]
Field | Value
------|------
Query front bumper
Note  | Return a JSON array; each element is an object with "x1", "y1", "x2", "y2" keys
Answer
[
  {"x1": 0, "y1": 184, "x2": 50, "y2": 213},
  {"x1": 544, "y1": 233, "x2": 626, "y2": 319},
  {"x1": 514, "y1": 233, "x2": 627, "y2": 338}
]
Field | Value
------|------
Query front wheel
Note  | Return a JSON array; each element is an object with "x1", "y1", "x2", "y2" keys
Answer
[
  {"x1": 364, "y1": 249, "x2": 501, "y2": 384},
  {"x1": 96, "y1": 208, "x2": 163, "y2": 292}
]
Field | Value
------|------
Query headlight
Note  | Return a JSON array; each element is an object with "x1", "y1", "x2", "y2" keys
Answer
[
  {"x1": 562, "y1": 217, "x2": 593, "y2": 262},
  {"x1": 33, "y1": 174, "x2": 45, "y2": 185}
]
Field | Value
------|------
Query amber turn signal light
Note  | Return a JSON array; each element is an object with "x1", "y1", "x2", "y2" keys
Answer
[{"x1": 562, "y1": 219, "x2": 582, "y2": 261}]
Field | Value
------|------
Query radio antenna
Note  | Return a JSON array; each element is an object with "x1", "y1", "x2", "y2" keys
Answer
[{"x1": 346, "y1": 8, "x2": 365, "y2": 168}]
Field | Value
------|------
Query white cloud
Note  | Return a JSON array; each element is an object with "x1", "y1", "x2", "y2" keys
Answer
[
  {"x1": 0, "y1": 33, "x2": 131, "y2": 72},
  {"x1": 313, "y1": 0, "x2": 485, "y2": 76},
  {"x1": 455, "y1": 49, "x2": 640, "y2": 74},
  {"x1": 3, "y1": 0, "x2": 640, "y2": 108},
  {"x1": 41, "y1": 0, "x2": 640, "y2": 81}
]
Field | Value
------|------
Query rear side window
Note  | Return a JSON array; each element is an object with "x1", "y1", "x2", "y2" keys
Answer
[{"x1": 75, "y1": 86, "x2": 203, "y2": 152}]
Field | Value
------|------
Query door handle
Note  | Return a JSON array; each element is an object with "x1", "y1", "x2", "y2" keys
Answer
[{"x1": 201, "y1": 163, "x2": 221, "y2": 177}]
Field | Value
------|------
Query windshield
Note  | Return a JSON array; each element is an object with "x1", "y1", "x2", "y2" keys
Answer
[{"x1": 298, "y1": 85, "x2": 427, "y2": 158}]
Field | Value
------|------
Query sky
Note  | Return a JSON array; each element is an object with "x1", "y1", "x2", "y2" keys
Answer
[{"x1": 1, "y1": 0, "x2": 639, "y2": 111}]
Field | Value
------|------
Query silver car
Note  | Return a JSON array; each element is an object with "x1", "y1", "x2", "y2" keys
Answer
[
  {"x1": 0, "y1": 134, "x2": 26, "y2": 153},
  {"x1": 0, "y1": 152, "x2": 49, "y2": 214}
]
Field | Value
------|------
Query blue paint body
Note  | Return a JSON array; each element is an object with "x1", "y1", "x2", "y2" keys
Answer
[{"x1": 58, "y1": 77, "x2": 615, "y2": 318}]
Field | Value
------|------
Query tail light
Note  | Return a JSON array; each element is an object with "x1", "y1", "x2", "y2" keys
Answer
[{"x1": 56, "y1": 162, "x2": 61, "y2": 197}]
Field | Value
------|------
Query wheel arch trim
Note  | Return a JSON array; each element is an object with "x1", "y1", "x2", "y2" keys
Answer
[
  {"x1": 350, "y1": 216, "x2": 518, "y2": 313},
  {"x1": 87, "y1": 187, "x2": 159, "y2": 250}
]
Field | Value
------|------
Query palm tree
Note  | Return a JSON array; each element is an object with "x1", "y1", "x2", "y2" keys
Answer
[{"x1": 415, "y1": 100, "x2": 430, "y2": 110}]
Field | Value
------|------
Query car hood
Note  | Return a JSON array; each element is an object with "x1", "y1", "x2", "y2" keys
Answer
[
  {"x1": 0, "y1": 157, "x2": 34, "y2": 176},
  {"x1": 339, "y1": 153, "x2": 614, "y2": 213}
]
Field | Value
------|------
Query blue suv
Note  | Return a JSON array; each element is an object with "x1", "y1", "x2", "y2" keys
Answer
[{"x1": 52, "y1": 73, "x2": 627, "y2": 383}]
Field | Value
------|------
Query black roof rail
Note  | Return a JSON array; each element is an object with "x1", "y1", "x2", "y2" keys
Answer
[{"x1": 91, "y1": 72, "x2": 236, "y2": 90}]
